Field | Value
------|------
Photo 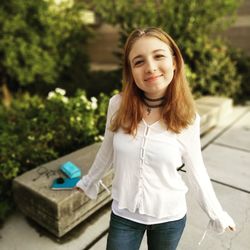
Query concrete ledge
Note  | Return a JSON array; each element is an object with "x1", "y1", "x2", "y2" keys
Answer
[
  {"x1": 13, "y1": 143, "x2": 113, "y2": 237},
  {"x1": 195, "y1": 96, "x2": 233, "y2": 134},
  {"x1": 12, "y1": 95, "x2": 233, "y2": 238}
]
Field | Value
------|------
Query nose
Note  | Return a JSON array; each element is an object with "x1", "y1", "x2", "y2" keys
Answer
[{"x1": 145, "y1": 59, "x2": 157, "y2": 73}]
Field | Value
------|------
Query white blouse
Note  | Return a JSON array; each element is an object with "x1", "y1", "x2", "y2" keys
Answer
[{"x1": 76, "y1": 94, "x2": 235, "y2": 234}]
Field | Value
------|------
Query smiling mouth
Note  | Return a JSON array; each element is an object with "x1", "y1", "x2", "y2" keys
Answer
[{"x1": 144, "y1": 74, "x2": 163, "y2": 82}]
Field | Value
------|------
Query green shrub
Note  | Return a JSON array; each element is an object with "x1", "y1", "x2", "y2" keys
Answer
[
  {"x1": 185, "y1": 37, "x2": 241, "y2": 98},
  {"x1": 228, "y1": 48, "x2": 250, "y2": 104},
  {"x1": 0, "y1": 88, "x2": 111, "y2": 222},
  {"x1": 0, "y1": 0, "x2": 91, "y2": 102}
]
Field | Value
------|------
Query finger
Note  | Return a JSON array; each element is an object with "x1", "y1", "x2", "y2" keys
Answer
[{"x1": 74, "y1": 187, "x2": 83, "y2": 192}]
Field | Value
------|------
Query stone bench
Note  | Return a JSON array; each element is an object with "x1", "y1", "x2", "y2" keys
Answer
[
  {"x1": 13, "y1": 96, "x2": 232, "y2": 237},
  {"x1": 13, "y1": 143, "x2": 113, "y2": 237},
  {"x1": 196, "y1": 96, "x2": 233, "y2": 134}
]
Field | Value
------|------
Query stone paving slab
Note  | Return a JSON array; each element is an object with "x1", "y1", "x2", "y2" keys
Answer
[
  {"x1": 202, "y1": 144, "x2": 250, "y2": 192},
  {"x1": 214, "y1": 111, "x2": 250, "y2": 152}
]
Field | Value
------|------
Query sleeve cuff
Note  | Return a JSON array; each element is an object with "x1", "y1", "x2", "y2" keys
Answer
[
  {"x1": 76, "y1": 175, "x2": 99, "y2": 200},
  {"x1": 208, "y1": 211, "x2": 235, "y2": 234}
]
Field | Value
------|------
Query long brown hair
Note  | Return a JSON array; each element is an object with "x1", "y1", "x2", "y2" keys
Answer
[{"x1": 110, "y1": 27, "x2": 196, "y2": 134}]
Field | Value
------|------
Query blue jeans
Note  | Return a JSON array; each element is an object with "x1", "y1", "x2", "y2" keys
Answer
[{"x1": 106, "y1": 212, "x2": 186, "y2": 250}]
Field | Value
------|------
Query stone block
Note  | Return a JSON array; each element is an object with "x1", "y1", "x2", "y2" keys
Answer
[
  {"x1": 195, "y1": 96, "x2": 233, "y2": 134},
  {"x1": 13, "y1": 143, "x2": 113, "y2": 237}
]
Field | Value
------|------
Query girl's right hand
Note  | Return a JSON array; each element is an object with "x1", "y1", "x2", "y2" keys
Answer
[{"x1": 73, "y1": 186, "x2": 84, "y2": 192}]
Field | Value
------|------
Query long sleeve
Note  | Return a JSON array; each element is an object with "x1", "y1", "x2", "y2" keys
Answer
[
  {"x1": 177, "y1": 113, "x2": 235, "y2": 233},
  {"x1": 76, "y1": 94, "x2": 121, "y2": 199}
]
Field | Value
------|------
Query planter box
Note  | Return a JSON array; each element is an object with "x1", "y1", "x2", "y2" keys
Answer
[
  {"x1": 13, "y1": 143, "x2": 113, "y2": 237},
  {"x1": 196, "y1": 96, "x2": 233, "y2": 134}
]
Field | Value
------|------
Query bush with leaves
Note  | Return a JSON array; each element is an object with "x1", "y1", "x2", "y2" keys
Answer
[
  {"x1": 0, "y1": 0, "x2": 91, "y2": 103},
  {"x1": 0, "y1": 88, "x2": 111, "y2": 222},
  {"x1": 228, "y1": 48, "x2": 250, "y2": 103},
  {"x1": 186, "y1": 37, "x2": 241, "y2": 98},
  {"x1": 89, "y1": 0, "x2": 242, "y2": 100}
]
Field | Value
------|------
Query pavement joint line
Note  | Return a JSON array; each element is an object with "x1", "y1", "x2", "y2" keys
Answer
[
  {"x1": 210, "y1": 179, "x2": 250, "y2": 194},
  {"x1": 212, "y1": 142, "x2": 250, "y2": 153},
  {"x1": 201, "y1": 108, "x2": 249, "y2": 151},
  {"x1": 83, "y1": 228, "x2": 109, "y2": 250}
]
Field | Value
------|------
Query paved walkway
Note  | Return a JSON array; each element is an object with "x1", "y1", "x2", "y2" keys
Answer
[{"x1": 1, "y1": 106, "x2": 250, "y2": 250}]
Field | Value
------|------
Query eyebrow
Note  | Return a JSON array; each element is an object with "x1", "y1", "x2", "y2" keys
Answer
[{"x1": 131, "y1": 49, "x2": 167, "y2": 63}]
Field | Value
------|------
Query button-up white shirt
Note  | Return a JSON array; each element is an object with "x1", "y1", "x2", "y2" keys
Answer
[{"x1": 76, "y1": 94, "x2": 235, "y2": 233}]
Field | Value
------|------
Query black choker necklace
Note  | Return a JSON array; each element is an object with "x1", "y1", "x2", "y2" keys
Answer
[{"x1": 142, "y1": 95, "x2": 165, "y2": 115}]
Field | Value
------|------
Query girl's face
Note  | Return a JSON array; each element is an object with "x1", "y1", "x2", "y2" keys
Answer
[{"x1": 129, "y1": 36, "x2": 176, "y2": 98}]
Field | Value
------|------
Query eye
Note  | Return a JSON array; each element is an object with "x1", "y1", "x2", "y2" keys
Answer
[
  {"x1": 155, "y1": 54, "x2": 165, "y2": 59},
  {"x1": 133, "y1": 60, "x2": 144, "y2": 66}
]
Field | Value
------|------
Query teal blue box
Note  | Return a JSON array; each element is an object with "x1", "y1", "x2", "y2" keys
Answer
[
  {"x1": 51, "y1": 177, "x2": 80, "y2": 190},
  {"x1": 60, "y1": 161, "x2": 81, "y2": 179}
]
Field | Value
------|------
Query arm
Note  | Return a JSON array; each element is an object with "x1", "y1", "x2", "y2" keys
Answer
[
  {"x1": 75, "y1": 94, "x2": 121, "y2": 199},
  {"x1": 178, "y1": 113, "x2": 235, "y2": 233}
]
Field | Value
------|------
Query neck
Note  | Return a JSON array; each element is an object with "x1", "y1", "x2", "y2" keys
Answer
[
  {"x1": 144, "y1": 92, "x2": 165, "y2": 100},
  {"x1": 142, "y1": 94, "x2": 165, "y2": 115}
]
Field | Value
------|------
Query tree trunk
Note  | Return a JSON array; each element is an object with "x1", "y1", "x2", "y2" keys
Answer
[{"x1": 1, "y1": 81, "x2": 12, "y2": 107}]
